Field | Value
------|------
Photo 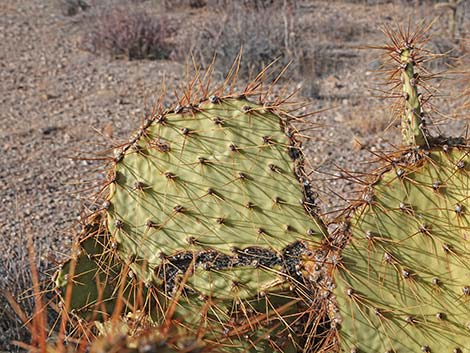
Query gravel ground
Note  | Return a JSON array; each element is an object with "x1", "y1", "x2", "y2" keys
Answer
[{"x1": 1, "y1": 0, "x2": 468, "y2": 351}]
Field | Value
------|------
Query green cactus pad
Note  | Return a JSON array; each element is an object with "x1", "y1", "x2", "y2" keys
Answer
[
  {"x1": 107, "y1": 97, "x2": 326, "y2": 291},
  {"x1": 400, "y1": 47, "x2": 426, "y2": 147},
  {"x1": 55, "y1": 219, "x2": 149, "y2": 319},
  {"x1": 170, "y1": 286, "x2": 304, "y2": 353},
  {"x1": 101, "y1": 96, "x2": 326, "y2": 352},
  {"x1": 55, "y1": 235, "x2": 123, "y2": 318},
  {"x1": 335, "y1": 146, "x2": 470, "y2": 352}
]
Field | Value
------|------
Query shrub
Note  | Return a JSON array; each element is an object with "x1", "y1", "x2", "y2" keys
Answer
[
  {"x1": 59, "y1": 0, "x2": 91, "y2": 16},
  {"x1": 162, "y1": 0, "x2": 281, "y2": 10},
  {"x1": 161, "y1": 0, "x2": 207, "y2": 9},
  {"x1": 82, "y1": 5, "x2": 171, "y2": 60},
  {"x1": 171, "y1": 1, "x2": 324, "y2": 97},
  {"x1": 177, "y1": 3, "x2": 301, "y2": 80}
]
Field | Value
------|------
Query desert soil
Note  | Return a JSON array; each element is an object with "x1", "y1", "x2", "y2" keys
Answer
[{"x1": 1, "y1": 0, "x2": 468, "y2": 351}]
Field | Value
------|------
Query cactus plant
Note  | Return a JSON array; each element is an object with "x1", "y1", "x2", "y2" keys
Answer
[
  {"x1": 52, "y1": 25, "x2": 470, "y2": 353},
  {"x1": 331, "y1": 25, "x2": 470, "y2": 353},
  {"x1": 55, "y1": 67, "x2": 330, "y2": 352}
]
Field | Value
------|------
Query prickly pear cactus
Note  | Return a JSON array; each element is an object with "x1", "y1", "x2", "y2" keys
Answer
[
  {"x1": 332, "y1": 26, "x2": 470, "y2": 353},
  {"x1": 106, "y1": 94, "x2": 327, "y2": 351},
  {"x1": 54, "y1": 25, "x2": 470, "y2": 353},
  {"x1": 56, "y1": 69, "x2": 329, "y2": 352},
  {"x1": 334, "y1": 147, "x2": 470, "y2": 352}
]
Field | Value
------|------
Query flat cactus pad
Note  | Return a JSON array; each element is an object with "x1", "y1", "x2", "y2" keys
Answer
[
  {"x1": 99, "y1": 96, "x2": 328, "y2": 352},
  {"x1": 107, "y1": 97, "x2": 326, "y2": 296},
  {"x1": 335, "y1": 147, "x2": 470, "y2": 352},
  {"x1": 55, "y1": 234, "x2": 125, "y2": 319}
]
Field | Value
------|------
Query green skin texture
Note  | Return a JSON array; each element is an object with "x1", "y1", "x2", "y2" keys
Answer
[
  {"x1": 336, "y1": 148, "x2": 470, "y2": 352},
  {"x1": 55, "y1": 220, "x2": 155, "y2": 319},
  {"x1": 400, "y1": 48, "x2": 426, "y2": 147},
  {"x1": 55, "y1": 236, "x2": 128, "y2": 319},
  {"x1": 109, "y1": 99, "x2": 325, "y2": 282},
  {"x1": 103, "y1": 97, "x2": 326, "y2": 352},
  {"x1": 107, "y1": 98, "x2": 326, "y2": 289}
]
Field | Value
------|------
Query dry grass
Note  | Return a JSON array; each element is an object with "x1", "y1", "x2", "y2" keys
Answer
[
  {"x1": 81, "y1": 5, "x2": 172, "y2": 60},
  {"x1": 177, "y1": 3, "x2": 299, "y2": 77},
  {"x1": 58, "y1": 0, "x2": 90, "y2": 16}
]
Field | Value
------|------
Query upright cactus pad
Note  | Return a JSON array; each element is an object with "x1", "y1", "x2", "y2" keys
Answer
[
  {"x1": 331, "y1": 25, "x2": 470, "y2": 353},
  {"x1": 334, "y1": 146, "x2": 470, "y2": 352},
  {"x1": 55, "y1": 215, "x2": 147, "y2": 319},
  {"x1": 399, "y1": 46, "x2": 426, "y2": 147},
  {"x1": 104, "y1": 95, "x2": 327, "y2": 351},
  {"x1": 107, "y1": 96, "x2": 326, "y2": 292},
  {"x1": 56, "y1": 79, "x2": 329, "y2": 352}
]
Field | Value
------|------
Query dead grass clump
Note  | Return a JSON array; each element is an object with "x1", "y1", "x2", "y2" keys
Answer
[
  {"x1": 176, "y1": 2, "x2": 303, "y2": 81},
  {"x1": 161, "y1": 0, "x2": 207, "y2": 9},
  {"x1": 194, "y1": 6, "x2": 287, "y2": 74},
  {"x1": 206, "y1": 0, "x2": 282, "y2": 9},
  {"x1": 58, "y1": 0, "x2": 90, "y2": 16},
  {"x1": 162, "y1": 0, "x2": 282, "y2": 10},
  {"x1": 172, "y1": 1, "x2": 369, "y2": 98},
  {"x1": 82, "y1": 5, "x2": 172, "y2": 60}
]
